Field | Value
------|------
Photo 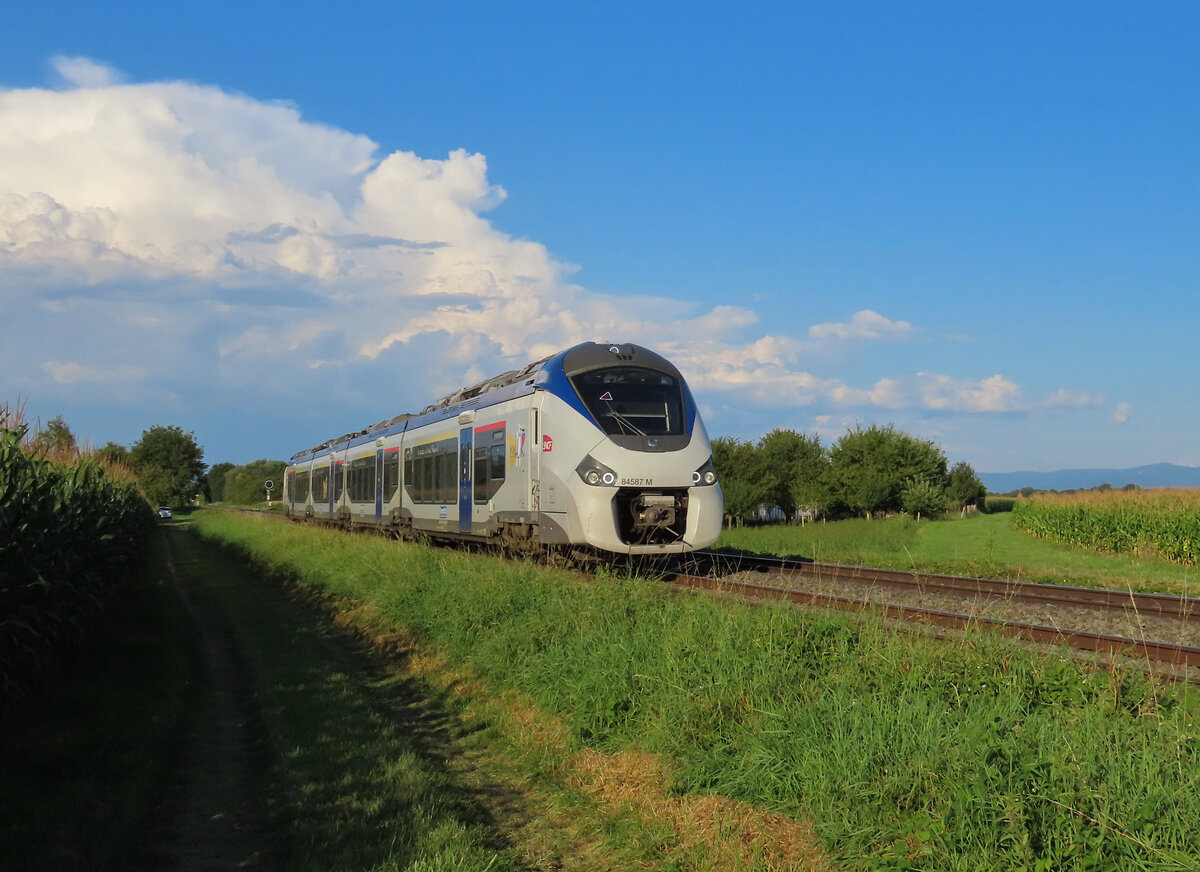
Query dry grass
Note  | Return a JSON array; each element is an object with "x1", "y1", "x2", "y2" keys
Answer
[{"x1": 571, "y1": 749, "x2": 832, "y2": 872}]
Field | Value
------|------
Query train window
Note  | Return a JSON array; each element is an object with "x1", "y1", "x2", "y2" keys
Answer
[
  {"x1": 383, "y1": 449, "x2": 399, "y2": 502},
  {"x1": 571, "y1": 367, "x2": 684, "y2": 437},
  {"x1": 489, "y1": 443, "x2": 505, "y2": 487},
  {"x1": 293, "y1": 470, "x2": 310, "y2": 502},
  {"x1": 405, "y1": 437, "x2": 458, "y2": 504},
  {"x1": 473, "y1": 440, "x2": 507, "y2": 503},
  {"x1": 349, "y1": 456, "x2": 374, "y2": 502},
  {"x1": 474, "y1": 448, "x2": 488, "y2": 502},
  {"x1": 334, "y1": 461, "x2": 345, "y2": 501},
  {"x1": 439, "y1": 448, "x2": 456, "y2": 503},
  {"x1": 311, "y1": 466, "x2": 329, "y2": 502}
]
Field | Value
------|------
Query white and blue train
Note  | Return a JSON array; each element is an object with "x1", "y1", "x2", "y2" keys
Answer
[{"x1": 282, "y1": 342, "x2": 723, "y2": 555}]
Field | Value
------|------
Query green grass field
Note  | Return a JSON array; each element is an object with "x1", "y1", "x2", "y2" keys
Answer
[
  {"x1": 186, "y1": 511, "x2": 1200, "y2": 872},
  {"x1": 717, "y1": 512, "x2": 1200, "y2": 596}
]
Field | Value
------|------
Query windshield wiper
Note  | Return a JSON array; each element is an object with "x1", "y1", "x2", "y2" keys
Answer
[{"x1": 604, "y1": 404, "x2": 647, "y2": 436}]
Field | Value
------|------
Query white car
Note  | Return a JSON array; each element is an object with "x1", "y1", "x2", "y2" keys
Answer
[{"x1": 157, "y1": 506, "x2": 173, "y2": 519}]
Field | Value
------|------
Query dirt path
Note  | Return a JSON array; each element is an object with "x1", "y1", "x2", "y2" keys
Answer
[
  {"x1": 142, "y1": 525, "x2": 536, "y2": 871},
  {"x1": 140, "y1": 530, "x2": 280, "y2": 870}
]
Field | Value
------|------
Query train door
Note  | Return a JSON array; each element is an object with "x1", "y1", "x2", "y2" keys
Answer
[
  {"x1": 374, "y1": 448, "x2": 384, "y2": 520},
  {"x1": 530, "y1": 397, "x2": 542, "y2": 512},
  {"x1": 328, "y1": 458, "x2": 336, "y2": 517},
  {"x1": 459, "y1": 426, "x2": 473, "y2": 533}
]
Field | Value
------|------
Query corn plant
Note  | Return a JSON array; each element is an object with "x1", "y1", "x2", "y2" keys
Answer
[
  {"x1": 1013, "y1": 489, "x2": 1200, "y2": 565},
  {"x1": 1, "y1": 426, "x2": 155, "y2": 705}
]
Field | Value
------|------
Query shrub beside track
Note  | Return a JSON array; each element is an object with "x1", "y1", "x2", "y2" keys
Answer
[{"x1": 0, "y1": 426, "x2": 155, "y2": 704}]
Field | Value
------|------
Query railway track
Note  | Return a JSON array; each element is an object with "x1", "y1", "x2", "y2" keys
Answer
[
  {"x1": 670, "y1": 550, "x2": 1200, "y2": 674},
  {"x1": 229, "y1": 511, "x2": 1200, "y2": 675}
]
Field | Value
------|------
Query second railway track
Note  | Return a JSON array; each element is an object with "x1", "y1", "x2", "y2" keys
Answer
[{"x1": 670, "y1": 550, "x2": 1200, "y2": 674}]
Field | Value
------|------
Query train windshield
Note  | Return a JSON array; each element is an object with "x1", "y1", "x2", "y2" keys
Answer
[{"x1": 571, "y1": 367, "x2": 685, "y2": 437}]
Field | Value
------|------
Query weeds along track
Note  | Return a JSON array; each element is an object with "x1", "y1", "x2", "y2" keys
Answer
[
  {"x1": 672, "y1": 551, "x2": 1200, "y2": 677},
  {"x1": 229, "y1": 511, "x2": 1200, "y2": 675}
]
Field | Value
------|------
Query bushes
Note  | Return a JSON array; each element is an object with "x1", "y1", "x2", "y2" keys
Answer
[
  {"x1": 0, "y1": 427, "x2": 155, "y2": 704},
  {"x1": 1013, "y1": 490, "x2": 1200, "y2": 564}
]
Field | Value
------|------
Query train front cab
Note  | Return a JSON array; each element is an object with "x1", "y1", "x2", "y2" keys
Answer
[{"x1": 533, "y1": 343, "x2": 723, "y2": 554}]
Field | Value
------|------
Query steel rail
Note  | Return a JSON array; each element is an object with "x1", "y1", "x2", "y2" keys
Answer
[
  {"x1": 669, "y1": 572, "x2": 1200, "y2": 670},
  {"x1": 692, "y1": 550, "x2": 1200, "y2": 622}
]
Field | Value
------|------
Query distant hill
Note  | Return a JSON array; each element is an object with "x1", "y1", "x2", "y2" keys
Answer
[{"x1": 980, "y1": 463, "x2": 1200, "y2": 493}]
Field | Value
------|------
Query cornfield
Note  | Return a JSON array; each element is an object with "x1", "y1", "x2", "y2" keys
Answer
[
  {"x1": 1012, "y1": 489, "x2": 1200, "y2": 564},
  {"x1": 0, "y1": 422, "x2": 154, "y2": 705}
]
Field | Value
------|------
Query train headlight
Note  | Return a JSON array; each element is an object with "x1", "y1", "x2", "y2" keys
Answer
[
  {"x1": 692, "y1": 457, "x2": 718, "y2": 486},
  {"x1": 576, "y1": 455, "x2": 619, "y2": 487}
]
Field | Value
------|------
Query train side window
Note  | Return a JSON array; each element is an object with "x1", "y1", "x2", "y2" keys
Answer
[
  {"x1": 312, "y1": 466, "x2": 329, "y2": 502},
  {"x1": 439, "y1": 446, "x2": 457, "y2": 503},
  {"x1": 349, "y1": 456, "x2": 374, "y2": 502},
  {"x1": 474, "y1": 447, "x2": 489, "y2": 503},
  {"x1": 294, "y1": 470, "x2": 310, "y2": 502},
  {"x1": 474, "y1": 440, "x2": 507, "y2": 503},
  {"x1": 488, "y1": 443, "x2": 505, "y2": 499},
  {"x1": 334, "y1": 462, "x2": 345, "y2": 501},
  {"x1": 383, "y1": 450, "x2": 399, "y2": 501},
  {"x1": 405, "y1": 438, "x2": 458, "y2": 504}
]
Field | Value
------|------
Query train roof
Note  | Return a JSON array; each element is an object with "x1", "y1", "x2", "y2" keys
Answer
[{"x1": 288, "y1": 342, "x2": 678, "y2": 462}]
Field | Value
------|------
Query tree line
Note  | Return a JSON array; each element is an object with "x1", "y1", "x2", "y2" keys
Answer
[
  {"x1": 27, "y1": 413, "x2": 987, "y2": 521},
  {"x1": 712, "y1": 423, "x2": 987, "y2": 524}
]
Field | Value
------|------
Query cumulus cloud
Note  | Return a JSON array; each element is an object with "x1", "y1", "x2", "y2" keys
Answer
[
  {"x1": 809, "y1": 310, "x2": 914, "y2": 341},
  {"x1": 915, "y1": 373, "x2": 1020, "y2": 412},
  {"x1": 1114, "y1": 402, "x2": 1131, "y2": 424},
  {"x1": 50, "y1": 55, "x2": 122, "y2": 88},
  {"x1": 1044, "y1": 388, "x2": 1106, "y2": 408},
  {"x1": 1, "y1": 58, "x2": 1036, "y2": 454}
]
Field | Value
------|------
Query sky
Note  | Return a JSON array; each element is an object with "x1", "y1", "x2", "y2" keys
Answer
[{"x1": 2, "y1": 1, "x2": 1198, "y2": 473}]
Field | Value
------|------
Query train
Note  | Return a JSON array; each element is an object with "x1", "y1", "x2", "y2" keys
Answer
[{"x1": 282, "y1": 341, "x2": 724, "y2": 555}]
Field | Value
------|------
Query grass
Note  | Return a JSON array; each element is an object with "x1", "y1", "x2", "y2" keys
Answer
[
  {"x1": 193, "y1": 510, "x2": 1200, "y2": 871},
  {"x1": 1, "y1": 524, "x2": 536, "y2": 871},
  {"x1": 717, "y1": 512, "x2": 1200, "y2": 596},
  {"x1": 3, "y1": 516, "x2": 761, "y2": 871}
]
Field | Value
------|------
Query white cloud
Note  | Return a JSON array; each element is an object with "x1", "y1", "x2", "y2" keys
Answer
[
  {"x1": 1, "y1": 58, "x2": 1039, "y2": 455},
  {"x1": 1114, "y1": 402, "x2": 1131, "y2": 424},
  {"x1": 809, "y1": 309, "x2": 914, "y2": 341},
  {"x1": 50, "y1": 56, "x2": 122, "y2": 89},
  {"x1": 1044, "y1": 388, "x2": 1106, "y2": 408},
  {"x1": 43, "y1": 360, "x2": 147, "y2": 384},
  {"x1": 915, "y1": 373, "x2": 1020, "y2": 412}
]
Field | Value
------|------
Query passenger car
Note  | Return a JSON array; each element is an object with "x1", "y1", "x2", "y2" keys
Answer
[{"x1": 283, "y1": 342, "x2": 723, "y2": 555}]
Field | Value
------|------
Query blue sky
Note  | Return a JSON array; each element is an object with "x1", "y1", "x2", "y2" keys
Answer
[{"x1": 2, "y1": 2, "x2": 1198, "y2": 473}]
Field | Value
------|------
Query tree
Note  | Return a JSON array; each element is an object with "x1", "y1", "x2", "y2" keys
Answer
[
  {"x1": 946, "y1": 461, "x2": 987, "y2": 514},
  {"x1": 205, "y1": 462, "x2": 236, "y2": 502},
  {"x1": 825, "y1": 424, "x2": 948, "y2": 519},
  {"x1": 32, "y1": 415, "x2": 77, "y2": 459},
  {"x1": 129, "y1": 425, "x2": 206, "y2": 507},
  {"x1": 754, "y1": 428, "x2": 827, "y2": 520},
  {"x1": 94, "y1": 441, "x2": 131, "y2": 467},
  {"x1": 222, "y1": 460, "x2": 287, "y2": 505},
  {"x1": 902, "y1": 478, "x2": 948, "y2": 519},
  {"x1": 711, "y1": 436, "x2": 763, "y2": 525}
]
